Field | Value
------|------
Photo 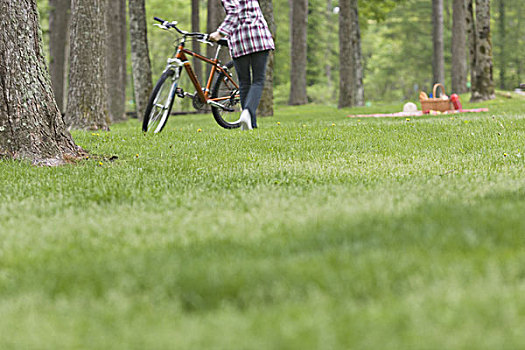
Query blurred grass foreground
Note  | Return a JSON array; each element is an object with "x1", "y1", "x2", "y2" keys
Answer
[{"x1": 1, "y1": 95, "x2": 525, "y2": 349}]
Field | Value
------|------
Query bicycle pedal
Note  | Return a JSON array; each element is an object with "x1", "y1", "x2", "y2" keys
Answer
[{"x1": 175, "y1": 87, "x2": 185, "y2": 98}]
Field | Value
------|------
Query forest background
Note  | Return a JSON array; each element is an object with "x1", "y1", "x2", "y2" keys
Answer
[{"x1": 36, "y1": 0, "x2": 524, "y2": 111}]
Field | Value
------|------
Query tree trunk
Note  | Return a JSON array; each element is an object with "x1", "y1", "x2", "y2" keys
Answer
[
  {"x1": 48, "y1": 0, "x2": 71, "y2": 114},
  {"x1": 498, "y1": 0, "x2": 506, "y2": 90},
  {"x1": 129, "y1": 0, "x2": 153, "y2": 120},
  {"x1": 106, "y1": 0, "x2": 127, "y2": 123},
  {"x1": 192, "y1": 0, "x2": 203, "y2": 83},
  {"x1": 207, "y1": 0, "x2": 229, "y2": 70},
  {"x1": 258, "y1": 0, "x2": 275, "y2": 117},
  {"x1": 432, "y1": 0, "x2": 445, "y2": 85},
  {"x1": 65, "y1": 0, "x2": 110, "y2": 130},
  {"x1": 452, "y1": 0, "x2": 468, "y2": 93},
  {"x1": 466, "y1": 0, "x2": 477, "y2": 91},
  {"x1": 517, "y1": 2, "x2": 523, "y2": 86},
  {"x1": 0, "y1": 0, "x2": 80, "y2": 165},
  {"x1": 325, "y1": 0, "x2": 334, "y2": 96},
  {"x1": 352, "y1": 1, "x2": 364, "y2": 106},
  {"x1": 470, "y1": 0, "x2": 495, "y2": 101},
  {"x1": 289, "y1": 0, "x2": 308, "y2": 105},
  {"x1": 338, "y1": 0, "x2": 355, "y2": 108}
]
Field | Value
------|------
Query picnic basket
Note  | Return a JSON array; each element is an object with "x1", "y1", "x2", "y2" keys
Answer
[{"x1": 420, "y1": 83, "x2": 453, "y2": 112}]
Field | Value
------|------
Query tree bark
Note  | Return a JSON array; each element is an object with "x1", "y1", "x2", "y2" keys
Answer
[
  {"x1": 470, "y1": 0, "x2": 495, "y2": 101},
  {"x1": 452, "y1": 0, "x2": 468, "y2": 93},
  {"x1": 289, "y1": 0, "x2": 308, "y2": 105},
  {"x1": 106, "y1": 0, "x2": 127, "y2": 123},
  {"x1": 207, "y1": 0, "x2": 229, "y2": 70},
  {"x1": 432, "y1": 0, "x2": 445, "y2": 85},
  {"x1": 338, "y1": 0, "x2": 355, "y2": 108},
  {"x1": 0, "y1": 0, "x2": 80, "y2": 165},
  {"x1": 325, "y1": 0, "x2": 334, "y2": 96},
  {"x1": 65, "y1": 0, "x2": 110, "y2": 130},
  {"x1": 352, "y1": 1, "x2": 364, "y2": 106},
  {"x1": 258, "y1": 0, "x2": 275, "y2": 117},
  {"x1": 48, "y1": 0, "x2": 71, "y2": 114},
  {"x1": 129, "y1": 0, "x2": 153, "y2": 120},
  {"x1": 466, "y1": 0, "x2": 477, "y2": 91},
  {"x1": 497, "y1": 0, "x2": 506, "y2": 90},
  {"x1": 192, "y1": 0, "x2": 203, "y2": 83}
]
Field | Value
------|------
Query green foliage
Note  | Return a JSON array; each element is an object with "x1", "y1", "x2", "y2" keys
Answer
[
  {"x1": 36, "y1": 0, "x2": 524, "y2": 109},
  {"x1": 1, "y1": 96, "x2": 525, "y2": 347}
]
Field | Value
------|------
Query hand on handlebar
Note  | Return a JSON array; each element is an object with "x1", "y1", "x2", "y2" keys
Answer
[{"x1": 209, "y1": 31, "x2": 224, "y2": 42}]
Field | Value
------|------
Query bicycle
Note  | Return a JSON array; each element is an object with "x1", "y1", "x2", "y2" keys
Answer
[{"x1": 142, "y1": 17, "x2": 241, "y2": 133}]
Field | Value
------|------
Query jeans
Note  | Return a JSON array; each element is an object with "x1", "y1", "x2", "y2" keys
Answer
[{"x1": 233, "y1": 50, "x2": 269, "y2": 128}]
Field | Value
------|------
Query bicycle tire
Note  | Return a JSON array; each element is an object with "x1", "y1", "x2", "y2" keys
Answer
[
  {"x1": 142, "y1": 69, "x2": 178, "y2": 134},
  {"x1": 211, "y1": 61, "x2": 241, "y2": 129}
]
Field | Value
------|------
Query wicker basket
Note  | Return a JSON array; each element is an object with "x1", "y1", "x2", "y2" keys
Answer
[{"x1": 420, "y1": 84, "x2": 453, "y2": 112}]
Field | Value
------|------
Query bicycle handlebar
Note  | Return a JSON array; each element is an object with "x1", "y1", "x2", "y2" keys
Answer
[{"x1": 154, "y1": 17, "x2": 208, "y2": 40}]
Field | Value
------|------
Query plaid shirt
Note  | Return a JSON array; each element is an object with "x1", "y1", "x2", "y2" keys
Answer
[{"x1": 217, "y1": 0, "x2": 275, "y2": 58}]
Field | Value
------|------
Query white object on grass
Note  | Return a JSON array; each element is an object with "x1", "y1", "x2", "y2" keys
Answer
[{"x1": 403, "y1": 102, "x2": 418, "y2": 113}]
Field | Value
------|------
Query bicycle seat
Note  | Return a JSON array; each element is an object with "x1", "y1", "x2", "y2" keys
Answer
[{"x1": 217, "y1": 39, "x2": 229, "y2": 47}]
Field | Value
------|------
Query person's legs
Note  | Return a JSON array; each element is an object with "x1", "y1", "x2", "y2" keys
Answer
[
  {"x1": 233, "y1": 54, "x2": 252, "y2": 112},
  {"x1": 243, "y1": 50, "x2": 269, "y2": 128}
]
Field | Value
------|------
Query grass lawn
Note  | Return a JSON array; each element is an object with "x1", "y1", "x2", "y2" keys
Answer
[{"x1": 1, "y1": 94, "x2": 525, "y2": 349}]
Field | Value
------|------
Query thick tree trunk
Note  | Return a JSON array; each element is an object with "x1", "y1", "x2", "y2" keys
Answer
[
  {"x1": 338, "y1": 0, "x2": 355, "y2": 108},
  {"x1": 432, "y1": 0, "x2": 445, "y2": 85},
  {"x1": 129, "y1": 0, "x2": 153, "y2": 120},
  {"x1": 0, "y1": 0, "x2": 80, "y2": 165},
  {"x1": 452, "y1": 0, "x2": 468, "y2": 93},
  {"x1": 352, "y1": 1, "x2": 364, "y2": 106},
  {"x1": 48, "y1": 0, "x2": 71, "y2": 114},
  {"x1": 65, "y1": 0, "x2": 110, "y2": 130},
  {"x1": 192, "y1": 0, "x2": 203, "y2": 83},
  {"x1": 470, "y1": 0, "x2": 495, "y2": 102},
  {"x1": 289, "y1": 0, "x2": 308, "y2": 105},
  {"x1": 106, "y1": 0, "x2": 127, "y2": 123},
  {"x1": 258, "y1": 0, "x2": 275, "y2": 117}
]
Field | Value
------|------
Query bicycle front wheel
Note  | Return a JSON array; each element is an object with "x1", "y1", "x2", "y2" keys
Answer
[
  {"x1": 142, "y1": 69, "x2": 178, "y2": 134},
  {"x1": 211, "y1": 61, "x2": 241, "y2": 129}
]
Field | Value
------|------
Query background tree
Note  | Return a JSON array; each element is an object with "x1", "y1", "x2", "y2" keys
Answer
[
  {"x1": 65, "y1": 0, "x2": 110, "y2": 130},
  {"x1": 452, "y1": 0, "x2": 468, "y2": 93},
  {"x1": 466, "y1": 0, "x2": 477, "y2": 90},
  {"x1": 289, "y1": 0, "x2": 308, "y2": 105},
  {"x1": 0, "y1": 0, "x2": 80, "y2": 165},
  {"x1": 191, "y1": 0, "x2": 203, "y2": 82},
  {"x1": 129, "y1": 0, "x2": 153, "y2": 120},
  {"x1": 432, "y1": 0, "x2": 445, "y2": 85},
  {"x1": 338, "y1": 0, "x2": 355, "y2": 108},
  {"x1": 470, "y1": 0, "x2": 495, "y2": 101},
  {"x1": 106, "y1": 0, "x2": 127, "y2": 122},
  {"x1": 48, "y1": 0, "x2": 71, "y2": 114},
  {"x1": 207, "y1": 0, "x2": 229, "y2": 73},
  {"x1": 352, "y1": 1, "x2": 364, "y2": 106},
  {"x1": 496, "y1": 0, "x2": 505, "y2": 90},
  {"x1": 324, "y1": 0, "x2": 335, "y2": 99},
  {"x1": 258, "y1": 0, "x2": 276, "y2": 117}
]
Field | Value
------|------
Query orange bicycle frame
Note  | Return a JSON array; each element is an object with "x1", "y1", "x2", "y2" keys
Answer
[{"x1": 174, "y1": 44, "x2": 239, "y2": 104}]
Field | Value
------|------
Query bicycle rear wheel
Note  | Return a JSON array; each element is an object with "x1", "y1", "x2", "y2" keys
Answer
[
  {"x1": 211, "y1": 61, "x2": 241, "y2": 129},
  {"x1": 142, "y1": 69, "x2": 178, "y2": 134}
]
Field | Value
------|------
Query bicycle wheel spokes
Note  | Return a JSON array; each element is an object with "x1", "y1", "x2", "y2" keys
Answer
[
  {"x1": 143, "y1": 69, "x2": 177, "y2": 134},
  {"x1": 211, "y1": 61, "x2": 242, "y2": 129},
  {"x1": 149, "y1": 83, "x2": 174, "y2": 133}
]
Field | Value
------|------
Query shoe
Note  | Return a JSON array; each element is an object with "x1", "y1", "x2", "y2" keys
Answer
[{"x1": 238, "y1": 109, "x2": 253, "y2": 131}]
